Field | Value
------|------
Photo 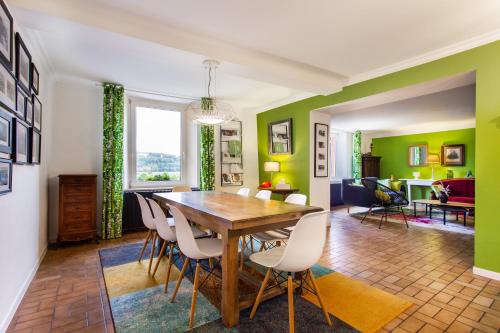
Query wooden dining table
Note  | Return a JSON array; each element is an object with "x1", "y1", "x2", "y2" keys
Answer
[{"x1": 152, "y1": 191, "x2": 323, "y2": 328}]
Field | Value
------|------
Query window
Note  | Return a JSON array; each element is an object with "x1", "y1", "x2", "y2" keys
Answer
[{"x1": 128, "y1": 98, "x2": 185, "y2": 188}]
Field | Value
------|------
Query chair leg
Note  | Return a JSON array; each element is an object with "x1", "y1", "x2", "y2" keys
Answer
[
  {"x1": 360, "y1": 206, "x2": 373, "y2": 224},
  {"x1": 308, "y1": 269, "x2": 332, "y2": 326},
  {"x1": 250, "y1": 268, "x2": 272, "y2": 319},
  {"x1": 148, "y1": 231, "x2": 157, "y2": 274},
  {"x1": 152, "y1": 240, "x2": 167, "y2": 277},
  {"x1": 138, "y1": 230, "x2": 152, "y2": 262},
  {"x1": 170, "y1": 257, "x2": 190, "y2": 302},
  {"x1": 189, "y1": 261, "x2": 202, "y2": 329},
  {"x1": 287, "y1": 273, "x2": 295, "y2": 333},
  {"x1": 378, "y1": 210, "x2": 385, "y2": 229},
  {"x1": 250, "y1": 235, "x2": 254, "y2": 253},
  {"x1": 400, "y1": 206, "x2": 409, "y2": 228},
  {"x1": 239, "y1": 236, "x2": 246, "y2": 270},
  {"x1": 164, "y1": 242, "x2": 175, "y2": 294}
]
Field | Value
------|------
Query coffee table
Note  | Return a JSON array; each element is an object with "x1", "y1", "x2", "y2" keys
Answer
[{"x1": 412, "y1": 199, "x2": 475, "y2": 225}]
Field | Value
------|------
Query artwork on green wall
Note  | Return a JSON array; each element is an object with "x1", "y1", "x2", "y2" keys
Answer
[
  {"x1": 268, "y1": 118, "x2": 292, "y2": 155},
  {"x1": 441, "y1": 144, "x2": 465, "y2": 166}
]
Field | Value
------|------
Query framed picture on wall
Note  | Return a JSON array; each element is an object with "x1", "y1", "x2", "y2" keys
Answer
[
  {"x1": 0, "y1": 62, "x2": 16, "y2": 111},
  {"x1": 268, "y1": 118, "x2": 292, "y2": 155},
  {"x1": 15, "y1": 33, "x2": 31, "y2": 94},
  {"x1": 0, "y1": 0, "x2": 13, "y2": 70},
  {"x1": 0, "y1": 157, "x2": 12, "y2": 195},
  {"x1": 0, "y1": 105, "x2": 12, "y2": 159},
  {"x1": 220, "y1": 120, "x2": 243, "y2": 186},
  {"x1": 25, "y1": 98, "x2": 33, "y2": 125},
  {"x1": 441, "y1": 144, "x2": 465, "y2": 166},
  {"x1": 15, "y1": 84, "x2": 26, "y2": 119},
  {"x1": 314, "y1": 123, "x2": 329, "y2": 177},
  {"x1": 31, "y1": 63, "x2": 39, "y2": 94},
  {"x1": 13, "y1": 118, "x2": 28, "y2": 164},
  {"x1": 29, "y1": 128, "x2": 40, "y2": 164},
  {"x1": 32, "y1": 94, "x2": 41, "y2": 131}
]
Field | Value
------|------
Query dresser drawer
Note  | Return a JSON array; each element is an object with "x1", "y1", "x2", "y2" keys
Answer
[
  {"x1": 63, "y1": 194, "x2": 93, "y2": 204},
  {"x1": 59, "y1": 175, "x2": 97, "y2": 184},
  {"x1": 62, "y1": 184, "x2": 94, "y2": 195},
  {"x1": 64, "y1": 204, "x2": 92, "y2": 213}
]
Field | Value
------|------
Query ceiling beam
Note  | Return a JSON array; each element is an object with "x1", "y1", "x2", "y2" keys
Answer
[{"x1": 9, "y1": 0, "x2": 346, "y2": 95}]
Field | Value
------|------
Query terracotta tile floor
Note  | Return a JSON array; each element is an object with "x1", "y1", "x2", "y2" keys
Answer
[{"x1": 7, "y1": 207, "x2": 500, "y2": 332}]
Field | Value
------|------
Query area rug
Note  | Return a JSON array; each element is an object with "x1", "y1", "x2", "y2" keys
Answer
[
  {"x1": 100, "y1": 241, "x2": 412, "y2": 332},
  {"x1": 351, "y1": 208, "x2": 474, "y2": 235}
]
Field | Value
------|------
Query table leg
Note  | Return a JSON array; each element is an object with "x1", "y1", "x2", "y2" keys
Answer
[
  {"x1": 464, "y1": 211, "x2": 467, "y2": 226},
  {"x1": 443, "y1": 210, "x2": 446, "y2": 225},
  {"x1": 429, "y1": 206, "x2": 432, "y2": 219},
  {"x1": 425, "y1": 204, "x2": 428, "y2": 215},
  {"x1": 221, "y1": 230, "x2": 240, "y2": 328},
  {"x1": 413, "y1": 202, "x2": 417, "y2": 217}
]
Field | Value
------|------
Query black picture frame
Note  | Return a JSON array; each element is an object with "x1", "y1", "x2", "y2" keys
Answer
[
  {"x1": 0, "y1": 104, "x2": 12, "y2": 159},
  {"x1": 0, "y1": 157, "x2": 12, "y2": 195},
  {"x1": 314, "y1": 123, "x2": 329, "y2": 177},
  {"x1": 0, "y1": 0, "x2": 13, "y2": 70},
  {"x1": 25, "y1": 98, "x2": 33, "y2": 126},
  {"x1": 15, "y1": 32, "x2": 31, "y2": 94},
  {"x1": 28, "y1": 127, "x2": 40, "y2": 165},
  {"x1": 13, "y1": 118, "x2": 28, "y2": 164},
  {"x1": 0, "y1": 61, "x2": 16, "y2": 111},
  {"x1": 31, "y1": 62, "x2": 39, "y2": 94},
  {"x1": 268, "y1": 118, "x2": 293, "y2": 155},
  {"x1": 220, "y1": 120, "x2": 243, "y2": 187},
  {"x1": 15, "y1": 84, "x2": 26, "y2": 120},
  {"x1": 32, "y1": 94, "x2": 42, "y2": 131},
  {"x1": 441, "y1": 144, "x2": 465, "y2": 166}
]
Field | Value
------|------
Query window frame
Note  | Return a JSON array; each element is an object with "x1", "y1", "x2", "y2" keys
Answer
[{"x1": 127, "y1": 97, "x2": 187, "y2": 189}]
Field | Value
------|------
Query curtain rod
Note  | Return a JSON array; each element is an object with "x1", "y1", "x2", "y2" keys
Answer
[{"x1": 95, "y1": 83, "x2": 198, "y2": 101}]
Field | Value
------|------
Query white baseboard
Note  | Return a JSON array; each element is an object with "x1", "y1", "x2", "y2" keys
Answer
[
  {"x1": 473, "y1": 266, "x2": 500, "y2": 281},
  {"x1": 0, "y1": 246, "x2": 47, "y2": 333}
]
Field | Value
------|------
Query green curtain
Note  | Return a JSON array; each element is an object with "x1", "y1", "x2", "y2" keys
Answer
[
  {"x1": 352, "y1": 130, "x2": 362, "y2": 178},
  {"x1": 102, "y1": 83, "x2": 124, "y2": 239},
  {"x1": 199, "y1": 97, "x2": 215, "y2": 190}
]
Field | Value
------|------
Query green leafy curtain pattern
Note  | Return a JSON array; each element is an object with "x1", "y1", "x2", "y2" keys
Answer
[
  {"x1": 102, "y1": 83, "x2": 124, "y2": 239},
  {"x1": 352, "y1": 130, "x2": 362, "y2": 178},
  {"x1": 200, "y1": 97, "x2": 215, "y2": 191}
]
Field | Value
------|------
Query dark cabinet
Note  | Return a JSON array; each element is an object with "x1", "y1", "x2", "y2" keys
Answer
[
  {"x1": 362, "y1": 156, "x2": 381, "y2": 178},
  {"x1": 58, "y1": 175, "x2": 97, "y2": 243}
]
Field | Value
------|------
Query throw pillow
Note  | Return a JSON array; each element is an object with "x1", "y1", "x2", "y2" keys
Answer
[
  {"x1": 390, "y1": 180, "x2": 403, "y2": 191},
  {"x1": 375, "y1": 189, "x2": 391, "y2": 204}
]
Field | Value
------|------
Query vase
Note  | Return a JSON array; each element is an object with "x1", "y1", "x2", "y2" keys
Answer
[{"x1": 438, "y1": 192, "x2": 448, "y2": 203}]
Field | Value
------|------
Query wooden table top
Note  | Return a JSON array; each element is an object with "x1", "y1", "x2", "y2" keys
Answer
[
  {"x1": 153, "y1": 191, "x2": 322, "y2": 232},
  {"x1": 412, "y1": 199, "x2": 475, "y2": 208}
]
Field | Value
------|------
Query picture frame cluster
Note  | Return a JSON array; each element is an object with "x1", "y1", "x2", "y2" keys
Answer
[{"x1": 0, "y1": 0, "x2": 42, "y2": 195}]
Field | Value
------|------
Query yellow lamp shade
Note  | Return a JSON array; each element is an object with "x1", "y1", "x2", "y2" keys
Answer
[
  {"x1": 264, "y1": 161, "x2": 280, "y2": 172},
  {"x1": 427, "y1": 154, "x2": 440, "y2": 164}
]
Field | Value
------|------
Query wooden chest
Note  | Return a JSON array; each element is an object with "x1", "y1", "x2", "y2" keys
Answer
[{"x1": 58, "y1": 174, "x2": 97, "y2": 243}]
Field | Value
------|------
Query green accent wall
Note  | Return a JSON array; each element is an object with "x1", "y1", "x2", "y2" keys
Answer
[
  {"x1": 257, "y1": 105, "x2": 310, "y2": 200},
  {"x1": 372, "y1": 128, "x2": 475, "y2": 200},
  {"x1": 257, "y1": 41, "x2": 500, "y2": 273}
]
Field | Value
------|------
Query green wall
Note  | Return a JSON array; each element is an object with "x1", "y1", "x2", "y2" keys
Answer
[
  {"x1": 257, "y1": 105, "x2": 310, "y2": 200},
  {"x1": 372, "y1": 128, "x2": 475, "y2": 200},
  {"x1": 257, "y1": 41, "x2": 500, "y2": 273}
]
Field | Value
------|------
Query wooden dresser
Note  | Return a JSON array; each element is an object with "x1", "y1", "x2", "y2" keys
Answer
[
  {"x1": 362, "y1": 155, "x2": 381, "y2": 178},
  {"x1": 58, "y1": 174, "x2": 97, "y2": 243}
]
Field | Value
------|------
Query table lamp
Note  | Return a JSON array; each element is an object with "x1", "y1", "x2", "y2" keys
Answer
[
  {"x1": 263, "y1": 161, "x2": 280, "y2": 187},
  {"x1": 427, "y1": 153, "x2": 440, "y2": 179}
]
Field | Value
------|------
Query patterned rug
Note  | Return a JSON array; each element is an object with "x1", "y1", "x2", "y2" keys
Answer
[
  {"x1": 99, "y1": 241, "x2": 411, "y2": 332},
  {"x1": 351, "y1": 207, "x2": 474, "y2": 235}
]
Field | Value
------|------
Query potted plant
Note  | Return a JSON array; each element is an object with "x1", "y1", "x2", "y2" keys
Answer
[{"x1": 431, "y1": 182, "x2": 450, "y2": 203}]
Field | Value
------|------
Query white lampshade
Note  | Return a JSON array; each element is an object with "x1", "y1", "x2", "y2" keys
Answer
[
  {"x1": 264, "y1": 161, "x2": 280, "y2": 172},
  {"x1": 427, "y1": 154, "x2": 440, "y2": 164}
]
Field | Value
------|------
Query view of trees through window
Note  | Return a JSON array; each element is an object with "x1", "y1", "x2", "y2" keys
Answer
[{"x1": 136, "y1": 106, "x2": 181, "y2": 182}]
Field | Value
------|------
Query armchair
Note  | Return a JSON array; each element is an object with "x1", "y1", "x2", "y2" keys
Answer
[{"x1": 360, "y1": 178, "x2": 409, "y2": 229}]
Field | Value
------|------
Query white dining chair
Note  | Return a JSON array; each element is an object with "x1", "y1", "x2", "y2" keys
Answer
[
  {"x1": 249, "y1": 210, "x2": 332, "y2": 332},
  {"x1": 281, "y1": 194, "x2": 308, "y2": 234},
  {"x1": 237, "y1": 187, "x2": 251, "y2": 197},
  {"x1": 255, "y1": 189, "x2": 272, "y2": 200},
  {"x1": 168, "y1": 204, "x2": 223, "y2": 329},
  {"x1": 135, "y1": 193, "x2": 159, "y2": 274},
  {"x1": 146, "y1": 199, "x2": 207, "y2": 291}
]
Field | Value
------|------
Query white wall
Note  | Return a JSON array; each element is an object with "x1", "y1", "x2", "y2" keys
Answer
[
  {"x1": 309, "y1": 110, "x2": 331, "y2": 211},
  {"x1": 0, "y1": 20, "x2": 55, "y2": 332},
  {"x1": 47, "y1": 77, "x2": 103, "y2": 242}
]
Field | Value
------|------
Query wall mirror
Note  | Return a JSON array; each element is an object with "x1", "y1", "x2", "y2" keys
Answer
[
  {"x1": 268, "y1": 118, "x2": 292, "y2": 155},
  {"x1": 408, "y1": 145, "x2": 428, "y2": 166}
]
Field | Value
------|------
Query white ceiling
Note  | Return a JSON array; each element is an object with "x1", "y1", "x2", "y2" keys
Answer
[
  {"x1": 330, "y1": 84, "x2": 476, "y2": 136},
  {"x1": 8, "y1": 0, "x2": 500, "y2": 110}
]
